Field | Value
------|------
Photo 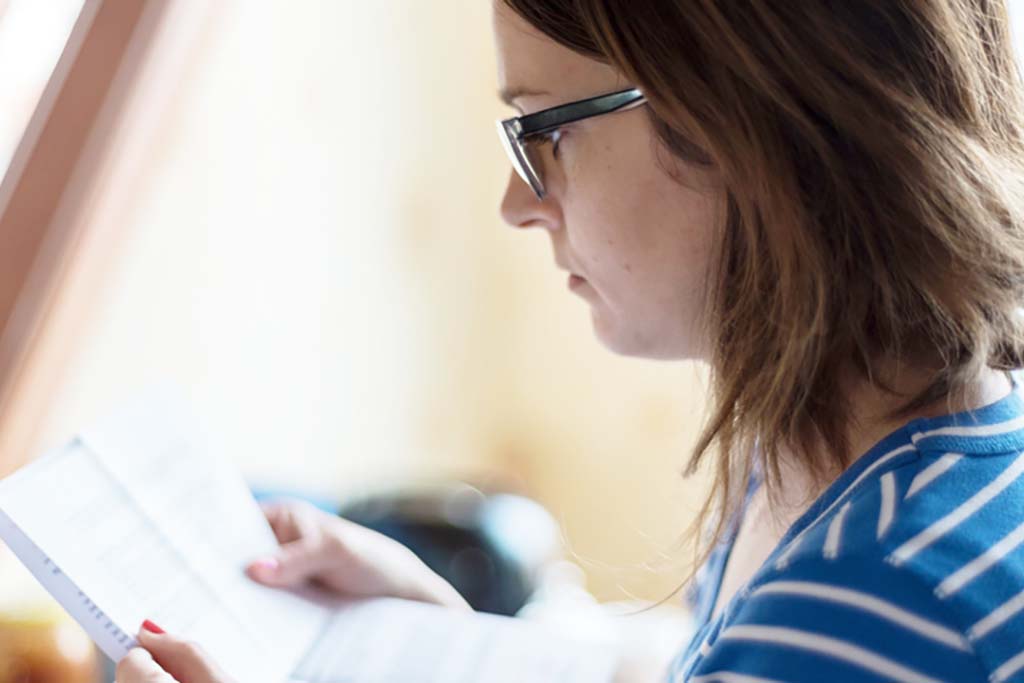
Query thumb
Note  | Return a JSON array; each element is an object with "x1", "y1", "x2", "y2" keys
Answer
[
  {"x1": 246, "y1": 538, "x2": 326, "y2": 587},
  {"x1": 136, "y1": 624, "x2": 232, "y2": 683}
]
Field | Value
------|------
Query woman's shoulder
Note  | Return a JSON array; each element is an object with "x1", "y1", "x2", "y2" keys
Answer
[
  {"x1": 694, "y1": 451, "x2": 1024, "y2": 683},
  {"x1": 674, "y1": 416, "x2": 1024, "y2": 683},
  {"x1": 760, "y1": 381, "x2": 1024, "y2": 617},
  {"x1": 670, "y1": 380, "x2": 1024, "y2": 682}
]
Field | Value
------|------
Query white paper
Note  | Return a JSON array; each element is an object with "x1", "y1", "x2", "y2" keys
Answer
[
  {"x1": 0, "y1": 507, "x2": 136, "y2": 659},
  {"x1": 291, "y1": 598, "x2": 619, "y2": 683},
  {"x1": 0, "y1": 390, "x2": 618, "y2": 683},
  {"x1": 0, "y1": 439, "x2": 290, "y2": 682}
]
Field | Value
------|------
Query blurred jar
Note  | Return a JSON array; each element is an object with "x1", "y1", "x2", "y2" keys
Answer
[{"x1": 0, "y1": 602, "x2": 99, "y2": 683}]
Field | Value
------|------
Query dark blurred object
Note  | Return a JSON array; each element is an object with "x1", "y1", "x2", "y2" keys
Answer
[
  {"x1": 0, "y1": 608, "x2": 99, "y2": 683},
  {"x1": 339, "y1": 483, "x2": 561, "y2": 616}
]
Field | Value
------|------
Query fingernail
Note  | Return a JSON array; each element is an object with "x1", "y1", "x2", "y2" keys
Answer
[
  {"x1": 252, "y1": 557, "x2": 279, "y2": 574},
  {"x1": 141, "y1": 619, "x2": 165, "y2": 634}
]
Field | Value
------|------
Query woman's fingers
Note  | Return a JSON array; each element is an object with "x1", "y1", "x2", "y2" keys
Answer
[
  {"x1": 115, "y1": 647, "x2": 176, "y2": 682},
  {"x1": 246, "y1": 537, "x2": 326, "y2": 587},
  {"x1": 260, "y1": 499, "x2": 310, "y2": 544},
  {"x1": 260, "y1": 501, "x2": 294, "y2": 542},
  {"x1": 249, "y1": 499, "x2": 334, "y2": 587},
  {"x1": 135, "y1": 623, "x2": 234, "y2": 683}
]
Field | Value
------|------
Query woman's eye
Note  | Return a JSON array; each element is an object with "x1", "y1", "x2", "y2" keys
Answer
[
  {"x1": 529, "y1": 129, "x2": 564, "y2": 159},
  {"x1": 546, "y1": 129, "x2": 563, "y2": 157}
]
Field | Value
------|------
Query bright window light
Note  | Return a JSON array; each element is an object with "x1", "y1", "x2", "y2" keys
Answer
[{"x1": 0, "y1": 0, "x2": 85, "y2": 182}]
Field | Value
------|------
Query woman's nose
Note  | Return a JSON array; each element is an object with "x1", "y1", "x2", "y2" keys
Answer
[{"x1": 499, "y1": 170, "x2": 561, "y2": 231}]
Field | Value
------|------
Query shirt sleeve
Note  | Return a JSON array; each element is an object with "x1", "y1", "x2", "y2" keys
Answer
[{"x1": 687, "y1": 554, "x2": 989, "y2": 683}]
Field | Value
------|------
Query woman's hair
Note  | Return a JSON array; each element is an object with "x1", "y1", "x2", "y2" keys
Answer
[{"x1": 504, "y1": 0, "x2": 1024, "y2": 594}]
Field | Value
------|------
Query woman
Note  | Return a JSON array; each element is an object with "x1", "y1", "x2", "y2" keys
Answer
[{"x1": 120, "y1": 1, "x2": 1024, "y2": 681}]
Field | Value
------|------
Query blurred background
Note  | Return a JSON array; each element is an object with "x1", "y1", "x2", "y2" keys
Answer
[{"x1": 2, "y1": 1, "x2": 1023, "y2": 682}]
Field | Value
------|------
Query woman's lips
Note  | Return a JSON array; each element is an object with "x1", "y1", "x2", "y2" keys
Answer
[{"x1": 568, "y1": 273, "x2": 587, "y2": 290}]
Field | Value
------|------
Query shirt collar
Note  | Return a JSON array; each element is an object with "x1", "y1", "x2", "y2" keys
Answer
[{"x1": 906, "y1": 376, "x2": 1024, "y2": 456}]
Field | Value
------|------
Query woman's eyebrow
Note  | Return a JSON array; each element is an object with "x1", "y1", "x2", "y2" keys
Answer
[{"x1": 498, "y1": 86, "x2": 551, "y2": 106}]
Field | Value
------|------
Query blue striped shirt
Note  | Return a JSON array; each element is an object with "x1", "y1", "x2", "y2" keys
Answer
[{"x1": 668, "y1": 374, "x2": 1024, "y2": 683}]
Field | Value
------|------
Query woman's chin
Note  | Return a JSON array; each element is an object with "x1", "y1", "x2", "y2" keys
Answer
[
  {"x1": 591, "y1": 311, "x2": 702, "y2": 360},
  {"x1": 591, "y1": 311, "x2": 647, "y2": 357}
]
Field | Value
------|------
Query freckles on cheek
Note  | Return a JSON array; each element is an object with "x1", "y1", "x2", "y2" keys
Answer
[
  {"x1": 604, "y1": 239, "x2": 635, "y2": 275},
  {"x1": 599, "y1": 235, "x2": 636, "y2": 275}
]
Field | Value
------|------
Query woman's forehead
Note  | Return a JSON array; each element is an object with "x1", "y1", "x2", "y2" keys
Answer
[{"x1": 493, "y1": 2, "x2": 623, "y2": 107}]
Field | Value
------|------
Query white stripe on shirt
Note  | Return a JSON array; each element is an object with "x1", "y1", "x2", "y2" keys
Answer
[
  {"x1": 904, "y1": 453, "x2": 963, "y2": 500},
  {"x1": 719, "y1": 625, "x2": 945, "y2": 683},
  {"x1": 689, "y1": 672, "x2": 786, "y2": 683},
  {"x1": 888, "y1": 451, "x2": 1024, "y2": 566},
  {"x1": 878, "y1": 472, "x2": 897, "y2": 540},
  {"x1": 969, "y1": 587, "x2": 1024, "y2": 641},
  {"x1": 911, "y1": 413, "x2": 1024, "y2": 442},
  {"x1": 993, "y1": 648, "x2": 1024, "y2": 683},
  {"x1": 751, "y1": 581, "x2": 971, "y2": 652},
  {"x1": 935, "y1": 519, "x2": 1024, "y2": 599},
  {"x1": 824, "y1": 501, "x2": 852, "y2": 560},
  {"x1": 775, "y1": 443, "x2": 916, "y2": 569}
]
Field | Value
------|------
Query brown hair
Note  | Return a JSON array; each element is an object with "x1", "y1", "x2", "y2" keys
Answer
[{"x1": 503, "y1": 0, "x2": 1024, "y2": 594}]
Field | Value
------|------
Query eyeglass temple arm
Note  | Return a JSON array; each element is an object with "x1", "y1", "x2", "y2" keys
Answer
[{"x1": 517, "y1": 88, "x2": 646, "y2": 138}]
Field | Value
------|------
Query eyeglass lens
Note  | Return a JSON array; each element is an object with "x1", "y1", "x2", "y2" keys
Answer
[{"x1": 497, "y1": 121, "x2": 547, "y2": 198}]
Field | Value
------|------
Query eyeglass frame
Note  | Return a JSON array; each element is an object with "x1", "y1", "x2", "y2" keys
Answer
[{"x1": 496, "y1": 87, "x2": 647, "y2": 200}]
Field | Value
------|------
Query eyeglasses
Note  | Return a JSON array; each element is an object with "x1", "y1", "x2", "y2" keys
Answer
[{"x1": 496, "y1": 87, "x2": 647, "y2": 200}]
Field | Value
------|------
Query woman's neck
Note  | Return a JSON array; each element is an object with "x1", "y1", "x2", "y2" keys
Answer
[
  {"x1": 767, "y1": 365, "x2": 1013, "y2": 527},
  {"x1": 844, "y1": 363, "x2": 1011, "y2": 466}
]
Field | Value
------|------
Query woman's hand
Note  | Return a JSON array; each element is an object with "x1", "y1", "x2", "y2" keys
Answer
[
  {"x1": 115, "y1": 621, "x2": 235, "y2": 683},
  {"x1": 245, "y1": 498, "x2": 471, "y2": 611}
]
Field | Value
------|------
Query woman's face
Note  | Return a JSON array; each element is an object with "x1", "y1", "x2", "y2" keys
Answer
[{"x1": 493, "y1": 2, "x2": 722, "y2": 360}]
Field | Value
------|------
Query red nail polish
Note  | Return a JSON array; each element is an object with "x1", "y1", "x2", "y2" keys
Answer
[{"x1": 142, "y1": 619, "x2": 166, "y2": 634}]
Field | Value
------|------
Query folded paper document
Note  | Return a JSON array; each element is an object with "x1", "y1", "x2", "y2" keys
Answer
[{"x1": 0, "y1": 393, "x2": 618, "y2": 682}]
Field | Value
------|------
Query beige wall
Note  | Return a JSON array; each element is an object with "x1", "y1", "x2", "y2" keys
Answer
[{"x1": 19, "y1": 0, "x2": 710, "y2": 602}]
